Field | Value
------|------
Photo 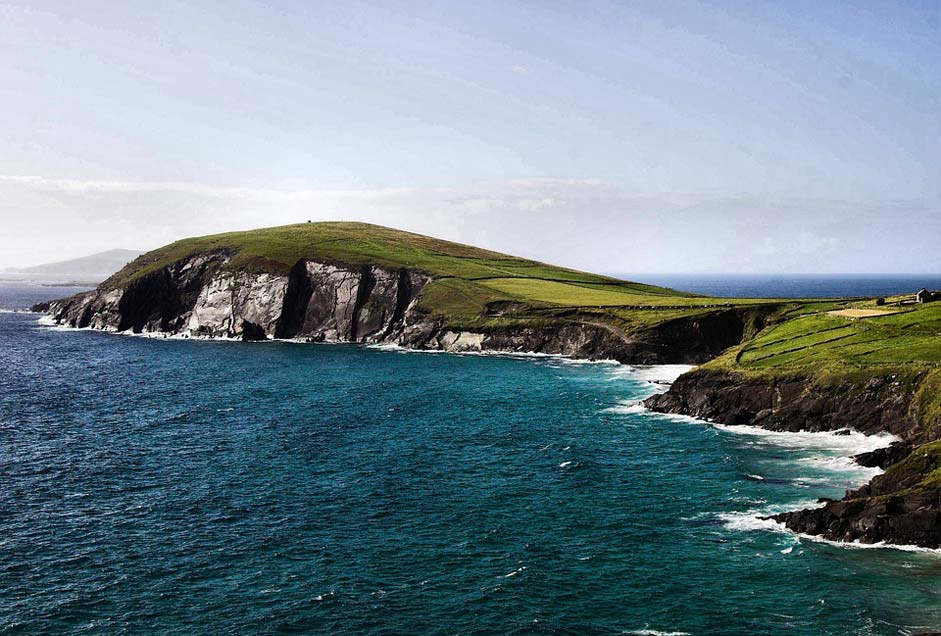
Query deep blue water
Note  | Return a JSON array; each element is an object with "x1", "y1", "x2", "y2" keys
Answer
[
  {"x1": 2, "y1": 282, "x2": 941, "y2": 635},
  {"x1": 618, "y1": 274, "x2": 941, "y2": 299}
]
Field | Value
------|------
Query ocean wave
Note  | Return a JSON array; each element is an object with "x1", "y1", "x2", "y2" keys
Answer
[
  {"x1": 605, "y1": 364, "x2": 694, "y2": 385},
  {"x1": 710, "y1": 423, "x2": 898, "y2": 457},
  {"x1": 624, "y1": 629, "x2": 690, "y2": 636},
  {"x1": 795, "y1": 533, "x2": 941, "y2": 555},
  {"x1": 620, "y1": 402, "x2": 899, "y2": 460},
  {"x1": 718, "y1": 502, "x2": 819, "y2": 533},
  {"x1": 602, "y1": 400, "x2": 649, "y2": 415},
  {"x1": 36, "y1": 319, "x2": 269, "y2": 343}
]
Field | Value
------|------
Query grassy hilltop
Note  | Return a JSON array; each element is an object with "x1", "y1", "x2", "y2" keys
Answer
[{"x1": 106, "y1": 221, "x2": 820, "y2": 336}]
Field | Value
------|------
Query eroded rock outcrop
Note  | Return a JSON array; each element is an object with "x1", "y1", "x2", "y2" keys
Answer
[
  {"x1": 644, "y1": 369, "x2": 922, "y2": 437},
  {"x1": 399, "y1": 307, "x2": 768, "y2": 364},
  {"x1": 47, "y1": 254, "x2": 431, "y2": 343}
]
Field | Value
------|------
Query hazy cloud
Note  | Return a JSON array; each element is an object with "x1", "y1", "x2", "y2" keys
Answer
[{"x1": 1, "y1": 175, "x2": 937, "y2": 274}]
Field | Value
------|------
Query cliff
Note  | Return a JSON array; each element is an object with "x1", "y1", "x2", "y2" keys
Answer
[
  {"x1": 773, "y1": 440, "x2": 941, "y2": 548},
  {"x1": 44, "y1": 249, "x2": 775, "y2": 364},
  {"x1": 39, "y1": 222, "x2": 791, "y2": 364}
]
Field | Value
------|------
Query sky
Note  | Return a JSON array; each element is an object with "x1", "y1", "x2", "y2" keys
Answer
[{"x1": 1, "y1": 0, "x2": 939, "y2": 273}]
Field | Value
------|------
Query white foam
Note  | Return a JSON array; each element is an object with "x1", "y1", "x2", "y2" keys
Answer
[
  {"x1": 502, "y1": 566, "x2": 527, "y2": 578},
  {"x1": 368, "y1": 343, "x2": 623, "y2": 365},
  {"x1": 602, "y1": 400, "x2": 648, "y2": 415},
  {"x1": 623, "y1": 402, "x2": 899, "y2": 462},
  {"x1": 796, "y1": 533, "x2": 941, "y2": 555},
  {"x1": 710, "y1": 423, "x2": 898, "y2": 457},
  {"x1": 603, "y1": 364, "x2": 691, "y2": 385},
  {"x1": 624, "y1": 629, "x2": 690, "y2": 636},
  {"x1": 622, "y1": 364, "x2": 694, "y2": 384},
  {"x1": 718, "y1": 500, "x2": 821, "y2": 533},
  {"x1": 794, "y1": 455, "x2": 883, "y2": 482},
  {"x1": 36, "y1": 319, "x2": 269, "y2": 343}
]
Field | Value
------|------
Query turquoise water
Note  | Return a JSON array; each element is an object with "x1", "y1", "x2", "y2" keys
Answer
[{"x1": 2, "y1": 284, "x2": 940, "y2": 635}]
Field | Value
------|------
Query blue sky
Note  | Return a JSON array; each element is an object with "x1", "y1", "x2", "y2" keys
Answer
[{"x1": 2, "y1": 1, "x2": 939, "y2": 272}]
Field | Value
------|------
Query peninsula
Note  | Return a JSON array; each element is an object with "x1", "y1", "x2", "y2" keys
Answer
[{"x1": 37, "y1": 222, "x2": 941, "y2": 548}]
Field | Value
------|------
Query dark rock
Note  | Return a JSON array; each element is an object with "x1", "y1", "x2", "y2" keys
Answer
[
  {"x1": 29, "y1": 301, "x2": 51, "y2": 312},
  {"x1": 644, "y1": 369, "x2": 922, "y2": 437},
  {"x1": 240, "y1": 321, "x2": 267, "y2": 341},
  {"x1": 854, "y1": 442, "x2": 913, "y2": 469}
]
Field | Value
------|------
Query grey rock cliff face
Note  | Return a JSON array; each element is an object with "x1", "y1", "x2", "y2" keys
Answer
[
  {"x1": 45, "y1": 253, "x2": 766, "y2": 362},
  {"x1": 47, "y1": 255, "x2": 431, "y2": 343},
  {"x1": 186, "y1": 272, "x2": 289, "y2": 338}
]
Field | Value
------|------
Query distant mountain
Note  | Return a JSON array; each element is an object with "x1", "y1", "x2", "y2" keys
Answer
[{"x1": 3, "y1": 249, "x2": 141, "y2": 284}]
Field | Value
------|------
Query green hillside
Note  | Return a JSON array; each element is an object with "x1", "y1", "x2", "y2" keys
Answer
[
  {"x1": 706, "y1": 293, "x2": 941, "y2": 374},
  {"x1": 105, "y1": 222, "x2": 940, "y2": 373},
  {"x1": 105, "y1": 222, "x2": 803, "y2": 333}
]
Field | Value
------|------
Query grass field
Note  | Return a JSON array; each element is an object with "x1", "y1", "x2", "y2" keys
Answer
[{"x1": 710, "y1": 300, "x2": 941, "y2": 373}]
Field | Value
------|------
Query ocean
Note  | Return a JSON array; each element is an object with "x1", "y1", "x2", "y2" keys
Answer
[
  {"x1": 618, "y1": 274, "x2": 941, "y2": 299},
  {"x1": 2, "y1": 281, "x2": 940, "y2": 635}
]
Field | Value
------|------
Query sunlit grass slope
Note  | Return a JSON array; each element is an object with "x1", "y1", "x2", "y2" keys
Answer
[
  {"x1": 105, "y1": 222, "x2": 804, "y2": 332},
  {"x1": 722, "y1": 302, "x2": 941, "y2": 371}
]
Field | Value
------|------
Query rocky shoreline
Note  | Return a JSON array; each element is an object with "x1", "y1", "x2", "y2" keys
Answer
[
  {"x1": 36, "y1": 251, "x2": 767, "y2": 365},
  {"x1": 645, "y1": 369, "x2": 941, "y2": 549}
]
